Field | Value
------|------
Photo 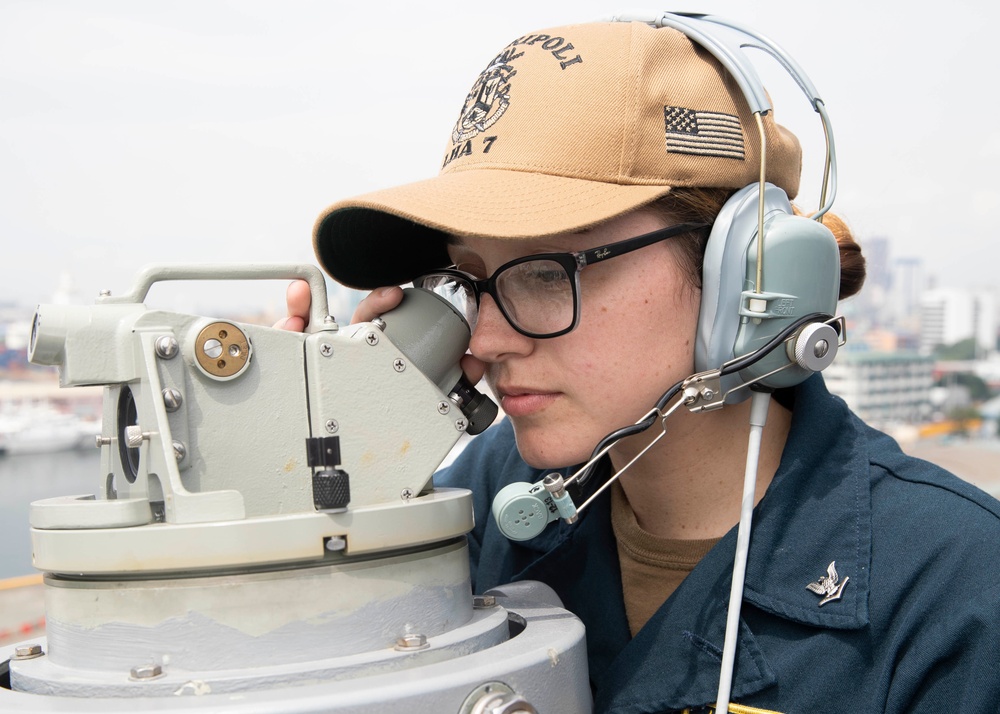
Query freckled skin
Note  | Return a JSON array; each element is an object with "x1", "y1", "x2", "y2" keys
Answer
[{"x1": 450, "y1": 210, "x2": 701, "y2": 470}]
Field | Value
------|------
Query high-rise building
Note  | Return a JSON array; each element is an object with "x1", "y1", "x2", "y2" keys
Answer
[
  {"x1": 920, "y1": 289, "x2": 997, "y2": 357},
  {"x1": 889, "y1": 256, "x2": 925, "y2": 335}
]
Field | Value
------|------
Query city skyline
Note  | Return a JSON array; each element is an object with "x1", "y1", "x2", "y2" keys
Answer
[{"x1": 2, "y1": 1, "x2": 998, "y2": 316}]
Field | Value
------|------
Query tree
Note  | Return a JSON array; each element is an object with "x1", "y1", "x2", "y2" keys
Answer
[
  {"x1": 934, "y1": 372, "x2": 993, "y2": 402},
  {"x1": 934, "y1": 337, "x2": 977, "y2": 361}
]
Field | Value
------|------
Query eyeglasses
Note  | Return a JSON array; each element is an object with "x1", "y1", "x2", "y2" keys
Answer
[{"x1": 417, "y1": 222, "x2": 710, "y2": 339}]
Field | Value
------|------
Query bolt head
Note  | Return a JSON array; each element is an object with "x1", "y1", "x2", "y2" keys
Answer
[
  {"x1": 393, "y1": 359, "x2": 406, "y2": 372},
  {"x1": 129, "y1": 663, "x2": 164, "y2": 680},
  {"x1": 394, "y1": 633, "x2": 429, "y2": 651},
  {"x1": 400, "y1": 488, "x2": 414, "y2": 501},
  {"x1": 13, "y1": 644, "x2": 43, "y2": 660},
  {"x1": 325, "y1": 419, "x2": 339, "y2": 434},
  {"x1": 319, "y1": 342, "x2": 334, "y2": 357},
  {"x1": 162, "y1": 388, "x2": 183, "y2": 412},
  {"x1": 154, "y1": 335, "x2": 179, "y2": 360},
  {"x1": 365, "y1": 332, "x2": 379, "y2": 345},
  {"x1": 437, "y1": 401, "x2": 451, "y2": 415},
  {"x1": 455, "y1": 419, "x2": 468, "y2": 432}
]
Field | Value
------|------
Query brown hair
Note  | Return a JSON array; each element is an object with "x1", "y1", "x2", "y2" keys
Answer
[{"x1": 648, "y1": 187, "x2": 866, "y2": 300}]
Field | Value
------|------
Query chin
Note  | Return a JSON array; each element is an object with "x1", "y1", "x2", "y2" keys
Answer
[{"x1": 511, "y1": 424, "x2": 593, "y2": 471}]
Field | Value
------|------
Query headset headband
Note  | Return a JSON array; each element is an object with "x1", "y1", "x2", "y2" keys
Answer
[{"x1": 608, "y1": 12, "x2": 838, "y2": 220}]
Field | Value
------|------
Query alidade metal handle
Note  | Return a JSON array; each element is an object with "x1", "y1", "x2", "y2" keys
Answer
[{"x1": 96, "y1": 263, "x2": 333, "y2": 332}]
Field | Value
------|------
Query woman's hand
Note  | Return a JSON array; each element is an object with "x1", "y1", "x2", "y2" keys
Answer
[
  {"x1": 273, "y1": 280, "x2": 314, "y2": 332},
  {"x1": 350, "y1": 286, "x2": 405, "y2": 323}
]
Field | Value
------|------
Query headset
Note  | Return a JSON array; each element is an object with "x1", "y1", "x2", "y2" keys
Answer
[
  {"x1": 650, "y1": 13, "x2": 842, "y2": 400},
  {"x1": 489, "y1": 12, "x2": 848, "y2": 710}
]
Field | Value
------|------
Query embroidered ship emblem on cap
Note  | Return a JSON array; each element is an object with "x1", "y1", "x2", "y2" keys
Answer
[
  {"x1": 452, "y1": 47, "x2": 524, "y2": 144},
  {"x1": 806, "y1": 560, "x2": 849, "y2": 606},
  {"x1": 663, "y1": 106, "x2": 745, "y2": 160}
]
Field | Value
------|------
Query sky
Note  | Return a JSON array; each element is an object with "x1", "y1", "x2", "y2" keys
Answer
[{"x1": 1, "y1": 0, "x2": 997, "y2": 321}]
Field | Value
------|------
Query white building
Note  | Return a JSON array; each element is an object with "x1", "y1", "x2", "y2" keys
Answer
[
  {"x1": 824, "y1": 351, "x2": 934, "y2": 427},
  {"x1": 919, "y1": 289, "x2": 997, "y2": 357},
  {"x1": 888, "y1": 256, "x2": 926, "y2": 334}
]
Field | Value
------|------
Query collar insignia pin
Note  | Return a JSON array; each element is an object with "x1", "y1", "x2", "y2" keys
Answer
[{"x1": 806, "y1": 560, "x2": 849, "y2": 606}]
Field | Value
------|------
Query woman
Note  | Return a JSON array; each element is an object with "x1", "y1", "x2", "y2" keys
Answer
[{"x1": 289, "y1": 18, "x2": 1000, "y2": 713}]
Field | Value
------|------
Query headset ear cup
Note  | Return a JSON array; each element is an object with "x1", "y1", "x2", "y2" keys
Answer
[
  {"x1": 695, "y1": 183, "x2": 792, "y2": 401},
  {"x1": 734, "y1": 211, "x2": 840, "y2": 389},
  {"x1": 694, "y1": 182, "x2": 840, "y2": 399}
]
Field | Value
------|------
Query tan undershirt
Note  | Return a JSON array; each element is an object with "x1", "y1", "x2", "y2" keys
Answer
[{"x1": 611, "y1": 482, "x2": 720, "y2": 637}]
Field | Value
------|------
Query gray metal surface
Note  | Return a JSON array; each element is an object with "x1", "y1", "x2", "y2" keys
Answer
[{"x1": 1, "y1": 587, "x2": 591, "y2": 713}]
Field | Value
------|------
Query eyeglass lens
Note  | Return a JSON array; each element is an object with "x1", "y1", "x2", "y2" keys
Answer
[
  {"x1": 420, "y1": 258, "x2": 577, "y2": 338},
  {"x1": 494, "y1": 260, "x2": 575, "y2": 335}
]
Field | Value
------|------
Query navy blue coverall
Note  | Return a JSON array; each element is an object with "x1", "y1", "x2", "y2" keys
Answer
[{"x1": 436, "y1": 375, "x2": 1000, "y2": 713}]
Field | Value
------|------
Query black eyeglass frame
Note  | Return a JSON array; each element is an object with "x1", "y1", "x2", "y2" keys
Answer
[{"x1": 417, "y1": 221, "x2": 711, "y2": 339}]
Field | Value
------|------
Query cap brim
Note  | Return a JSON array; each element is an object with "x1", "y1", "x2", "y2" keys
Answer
[{"x1": 313, "y1": 169, "x2": 672, "y2": 289}]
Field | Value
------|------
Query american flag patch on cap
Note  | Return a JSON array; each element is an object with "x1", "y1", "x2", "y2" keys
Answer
[{"x1": 663, "y1": 106, "x2": 745, "y2": 160}]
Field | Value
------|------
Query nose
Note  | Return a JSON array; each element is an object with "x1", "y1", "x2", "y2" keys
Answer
[{"x1": 468, "y1": 294, "x2": 534, "y2": 363}]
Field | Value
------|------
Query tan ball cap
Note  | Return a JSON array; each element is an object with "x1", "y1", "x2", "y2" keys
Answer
[{"x1": 313, "y1": 20, "x2": 802, "y2": 289}]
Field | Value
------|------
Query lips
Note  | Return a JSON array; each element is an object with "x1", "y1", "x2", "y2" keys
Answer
[{"x1": 496, "y1": 386, "x2": 560, "y2": 418}]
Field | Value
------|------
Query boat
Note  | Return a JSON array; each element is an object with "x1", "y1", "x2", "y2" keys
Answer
[{"x1": 0, "y1": 403, "x2": 99, "y2": 456}]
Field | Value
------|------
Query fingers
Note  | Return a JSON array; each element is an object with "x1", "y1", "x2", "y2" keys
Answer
[
  {"x1": 274, "y1": 280, "x2": 312, "y2": 331},
  {"x1": 351, "y1": 286, "x2": 404, "y2": 324}
]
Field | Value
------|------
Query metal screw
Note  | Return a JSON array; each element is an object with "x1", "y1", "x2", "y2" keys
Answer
[
  {"x1": 814, "y1": 340, "x2": 830, "y2": 359},
  {"x1": 400, "y1": 488, "x2": 414, "y2": 501},
  {"x1": 203, "y1": 338, "x2": 223, "y2": 359},
  {"x1": 393, "y1": 358, "x2": 406, "y2": 372},
  {"x1": 95, "y1": 435, "x2": 112, "y2": 447},
  {"x1": 474, "y1": 595, "x2": 497, "y2": 609},
  {"x1": 320, "y1": 342, "x2": 334, "y2": 357},
  {"x1": 154, "y1": 335, "x2": 179, "y2": 360},
  {"x1": 700, "y1": 387, "x2": 716, "y2": 401},
  {"x1": 129, "y1": 664, "x2": 165, "y2": 681},
  {"x1": 455, "y1": 419, "x2": 468, "y2": 432},
  {"x1": 13, "y1": 644, "x2": 43, "y2": 660},
  {"x1": 162, "y1": 388, "x2": 183, "y2": 412},
  {"x1": 371, "y1": 318, "x2": 386, "y2": 331},
  {"x1": 365, "y1": 332, "x2": 379, "y2": 346},
  {"x1": 394, "y1": 633, "x2": 429, "y2": 651},
  {"x1": 172, "y1": 440, "x2": 187, "y2": 462},
  {"x1": 325, "y1": 419, "x2": 339, "y2": 434},
  {"x1": 437, "y1": 401, "x2": 451, "y2": 415}
]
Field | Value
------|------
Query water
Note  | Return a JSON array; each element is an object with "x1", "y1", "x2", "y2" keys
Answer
[{"x1": 0, "y1": 449, "x2": 99, "y2": 579}]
